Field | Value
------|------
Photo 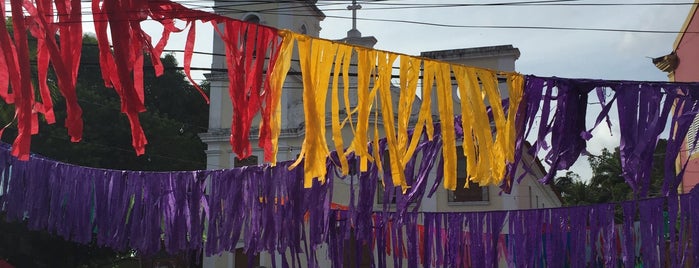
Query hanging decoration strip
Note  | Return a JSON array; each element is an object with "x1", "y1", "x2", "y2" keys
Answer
[
  {"x1": 516, "y1": 76, "x2": 699, "y2": 197},
  {"x1": 277, "y1": 32, "x2": 523, "y2": 189},
  {"x1": 2, "y1": 2, "x2": 699, "y2": 265},
  {"x1": 0, "y1": 0, "x2": 524, "y2": 192},
  {"x1": 1, "y1": 142, "x2": 699, "y2": 267}
]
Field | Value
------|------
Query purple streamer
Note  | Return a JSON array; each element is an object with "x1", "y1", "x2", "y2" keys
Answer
[
  {"x1": 638, "y1": 198, "x2": 664, "y2": 266},
  {"x1": 690, "y1": 186, "x2": 699, "y2": 265},
  {"x1": 663, "y1": 87, "x2": 699, "y2": 196},
  {"x1": 616, "y1": 84, "x2": 672, "y2": 197},
  {"x1": 621, "y1": 201, "x2": 636, "y2": 268},
  {"x1": 445, "y1": 213, "x2": 463, "y2": 267},
  {"x1": 599, "y1": 204, "x2": 616, "y2": 267},
  {"x1": 522, "y1": 76, "x2": 592, "y2": 184},
  {"x1": 568, "y1": 206, "x2": 588, "y2": 268},
  {"x1": 0, "y1": 75, "x2": 699, "y2": 267},
  {"x1": 484, "y1": 211, "x2": 506, "y2": 268},
  {"x1": 519, "y1": 76, "x2": 699, "y2": 198}
]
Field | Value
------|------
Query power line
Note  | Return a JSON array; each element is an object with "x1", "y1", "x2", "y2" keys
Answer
[
  {"x1": 207, "y1": 0, "x2": 698, "y2": 10},
  {"x1": 2, "y1": 1, "x2": 695, "y2": 34}
]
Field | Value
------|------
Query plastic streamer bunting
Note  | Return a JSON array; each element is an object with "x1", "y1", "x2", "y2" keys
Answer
[
  {"x1": 517, "y1": 76, "x2": 699, "y2": 197},
  {"x1": 3, "y1": 0, "x2": 699, "y2": 266},
  {"x1": 0, "y1": 0, "x2": 525, "y2": 192},
  {"x1": 1, "y1": 141, "x2": 699, "y2": 267}
]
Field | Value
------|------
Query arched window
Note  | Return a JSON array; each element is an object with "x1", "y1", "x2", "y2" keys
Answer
[
  {"x1": 242, "y1": 14, "x2": 261, "y2": 55},
  {"x1": 300, "y1": 24, "x2": 307, "y2": 34},
  {"x1": 243, "y1": 14, "x2": 260, "y2": 24}
]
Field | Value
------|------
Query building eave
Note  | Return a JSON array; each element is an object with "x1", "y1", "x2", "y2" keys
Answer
[
  {"x1": 420, "y1": 45, "x2": 521, "y2": 61},
  {"x1": 673, "y1": 0, "x2": 699, "y2": 50}
]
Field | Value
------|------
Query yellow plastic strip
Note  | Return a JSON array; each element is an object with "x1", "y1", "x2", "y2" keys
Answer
[
  {"x1": 375, "y1": 52, "x2": 406, "y2": 189},
  {"x1": 477, "y1": 69, "x2": 506, "y2": 185},
  {"x1": 397, "y1": 56, "x2": 420, "y2": 166},
  {"x1": 347, "y1": 48, "x2": 376, "y2": 172},
  {"x1": 434, "y1": 62, "x2": 457, "y2": 190},
  {"x1": 341, "y1": 51, "x2": 356, "y2": 138},
  {"x1": 267, "y1": 30, "x2": 294, "y2": 165},
  {"x1": 266, "y1": 32, "x2": 521, "y2": 191},
  {"x1": 505, "y1": 73, "x2": 524, "y2": 165},
  {"x1": 402, "y1": 60, "x2": 436, "y2": 165},
  {"x1": 452, "y1": 66, "x2": 477, "y2": 188},
  {"x1": 470, "y1": 69, "x2": 496, "y2": 185},
  {"x1": 453, "y1": 66, "x2": 494, "y2": 186},
  {"x1": 330, "y1": 44, "x2": 353, "y2": 175},
  {"x1": 288, "y1": 34, "x2": 338, "y2": 187}
]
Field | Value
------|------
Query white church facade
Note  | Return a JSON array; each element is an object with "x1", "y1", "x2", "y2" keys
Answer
[{"x1": 199, "y1": 1, "x2": 561, "y2": 267}]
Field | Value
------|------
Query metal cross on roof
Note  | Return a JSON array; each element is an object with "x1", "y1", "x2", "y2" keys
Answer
[{"x1": 347, "y1": 0, "x2": 362, "y2": 36}]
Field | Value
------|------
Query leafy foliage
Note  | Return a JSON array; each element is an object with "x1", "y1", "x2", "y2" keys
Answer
[
  {"x1": 1, "y1": 35, "x2": 209, "y2": 171},
  {"x1": 554, "y1": 139, "x2": 667, "y2": 206},
  {"x1": 0, "y1": 34, "x2": 208, "y2": 266}
]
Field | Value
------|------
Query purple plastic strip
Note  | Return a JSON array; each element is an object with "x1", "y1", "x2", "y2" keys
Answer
[
  {"x1": 549, "y1": 208, "x2": 568, "y2": 268},
  {"x1": 484, "y1": 211, "x2": 506, "y2": 268},
  {"x1": 621, "y1": 201, "x2": 636, "y2": 268},
  {"x1": 599, "y1": 204, "x2": 616, "y2": 267},
  {"x1": 1, "y1": 75, "x2": 699, "y2": 265},
  {"x1": 616, "y1": 84, "x2": 672, "y2": 197},
  {"x1": 690, "y1": 186, "x2": 699, "y2": 265},
  {"x1": 663, "y1": 87, "x2": 699, "y2": 195},
  {"x1": 588, "y1": 205, "x2": 602, "y2": 265},
  {"x1": 406, "y1": 213, "x2": 418, "y2": 268},
  {"x1": 638, "y1": 198, "x2": 664, "y2": 266},
  {"x1": 568, "y1": 206, "x2": 588, "y2": 268},
  {"x1": 445, "y1": 213, "x2": 463, "y2": 267},
  {"x1": 374, "y1": 212, "x2": 387, "y2": 268}
]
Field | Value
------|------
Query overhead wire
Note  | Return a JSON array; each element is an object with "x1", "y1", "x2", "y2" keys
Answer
[{"x1": 2, "y1": 1, "x2": 696, "y2": 34}]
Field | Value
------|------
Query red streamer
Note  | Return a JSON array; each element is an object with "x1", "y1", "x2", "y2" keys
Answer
[
  {"x1": 214, "y1": 20, "x2": 279, "y2": 160},
  {"x1": 0, "y1": 0, "x2": 280, "y2": 161}
]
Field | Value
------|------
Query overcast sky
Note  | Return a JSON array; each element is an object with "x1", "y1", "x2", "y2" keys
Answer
[
  {"x1": 314, "y1": 0, "x2": 693, "y2": 180},
  {"x1": 142, "y1": 0, "x2": 694, "y2": 180},
  {"x1": 318, "y1": 0, "x2": 688, "y2": 80}
]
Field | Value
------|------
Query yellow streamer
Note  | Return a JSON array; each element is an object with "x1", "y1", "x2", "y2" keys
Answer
[
  {"x1": 375, "y1": 52, "x2": 405, "y2": 190},
  {"x1": 477, "y1": 69, "x2": 506, "y2": 185},
  {"x1": 397, "y1": 56, "x2": 421, "y2": 166},
  {"x1": 453, "y1": 66, "x2": 490, "y2": 186},
  {"x1": 346, "y1": 48, "x2": 378, "y2": 172},
  {"x1": 289, "y1": 34, "x2": 338, "y2": 187},
  {"x1": 453, "y1": 66, "x2": 477, "y2": 188},
  {"x1": 505, "y1": 73, "x2": 524, "y2": 165},
  {"x1": 451, "y1": 65, "x2": 523, "y2": 188},
  {"x1": 264, "y1": 31, "x2": 522, "y2": 192},
  {"x1": 330, "y1": 45, "x2": 353, "y2": 175},
  {"x1": 267, "y1": 30, "x2": 294, "y2": 165},
  {"x1": 402, "y1": 60, "x2": 436, "y2": 165},
  {"x1": 434, "y1": 62, "x2": 457, "y2": 190}
]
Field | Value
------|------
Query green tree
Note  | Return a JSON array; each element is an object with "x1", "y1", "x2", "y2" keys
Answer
[
  {"x1": 1, "y1": 35, "x2": 209, "y2": 171},
  {"x1": 589, "y1": 139, "x2": 666, "y2": 202},
  {"x1": 0, "y1": 33, "x2": 208, "y2": 266},
  {"x1": 554, "y1": 171, "x2": 597, "y2": 205},
  {"x1": 554, "y1": 140, "x2": 667, "y2": 207}
]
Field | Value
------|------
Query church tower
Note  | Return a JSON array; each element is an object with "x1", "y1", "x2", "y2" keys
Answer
[
  {"x1": 201, "y1": 1, "x2": 325, "y2": 170},
  {"x1": 200, "y1": 2, "x2": 325, "y2": 268}
]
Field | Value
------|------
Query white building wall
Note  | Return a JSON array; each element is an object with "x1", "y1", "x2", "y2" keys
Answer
[{"x1": 201, "y1": 2, "x2": 560, "y2": 267}]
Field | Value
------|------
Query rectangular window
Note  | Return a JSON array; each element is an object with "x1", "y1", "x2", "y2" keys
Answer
[
  {"x1": 376, "y1": 179, "x2": 397, "y2": 204},
  {"x1": 377, "y1": 150, "x2": 397, "y2": 204},
  {"x1": 450, "y1": 178, "x2": 489, "y2": 202},
  {"x1": 449, "y1": 146, "x2": 489, "y2": 203},
  {"x1": 234, "y1": 155, "x2": 258, "y2": 167},
  {"x1": 340, "y1": 229, "x2": 373, "y2": 267}
]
